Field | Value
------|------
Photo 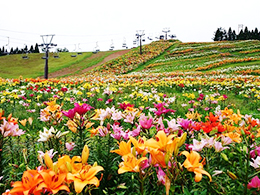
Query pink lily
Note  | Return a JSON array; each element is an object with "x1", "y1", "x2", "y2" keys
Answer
[{"x1": 247, "y1": 176, "x2": 260, "y2": 190}]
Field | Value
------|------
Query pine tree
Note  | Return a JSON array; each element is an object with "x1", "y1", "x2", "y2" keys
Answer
[
  {"x1": 227, "y1": 27, "x2": 233, "y2": 41},
  {"x1": 244, "y1": 26, "x2": 250, "y2": 40},
  {"x1": 34, "y1": 43, "x2": 40, "y2": 53},
  {"x1": 213, "y1": 27, "x2": 227, "y2": 41},
  {"x1": 237, "y1": 29, "x2": 244, "y2": 40},
  {"x1": 29, "y1": 45, "x2": 34, "y2": 53},
  {"x1": 232, "y1": 30, "x2": 237, "y2": 40},
  {"x1": 254, "y1": 28, "x2": 259, "y2": 40}
]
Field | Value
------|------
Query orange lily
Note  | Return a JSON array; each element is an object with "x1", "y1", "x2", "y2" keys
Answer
[
  {"x1": 0, "y1": 109, "x2": 5, "y2": 121},
  {"x1": 36, "y1": 170, "x2": 70, "y2": 194},
  {"x1": 225, "y1": 132, "x2": 242, "y2": 143},
  {"x1": 9, "y1": 170, "x2": 43, "y2": 195},
  {"x1": 145, "y1": 130, "x2": 175, "y2": 152},
  {"x1": 111, "y1": 140, "x2": 131, "y2": 156},
  {"x1": 181, "y1": 151, "x2": 212, "y2": 182},
  {"x1": 118, "y1": 153, "x2": 147, "y2": 174},
  {"x1": 46, "y1": 100, "x2": 61, "y2": 112},
  {"x1": 67, "y1": 164, "x2": 104, "y2": 193},
  {"x1": 129, "y1": 136, "x2": 147, "y2": 156},
  {"x1": 57, "y1": 155, "x2": 82, "y2": 174},
  {"x1": 66, "y1": 119, "x2": 78, "y2": 133},
  {"x1": 149, "y1": 148, "x2": 167, "y2": 168}
]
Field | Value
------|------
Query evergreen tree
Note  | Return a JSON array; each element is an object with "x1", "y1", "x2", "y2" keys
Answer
[
  {"x1": 10, "y1": 47, "x2": 13, "y2": 54},
  {"x1": 250, "y1": 30, "x2": 254, "y2": 39},
  {"x1": 14, "y1": 47, "x2": 19, "y2": 54},
  {"x1": 227, "y1": 27, "x2": 233, "y2": 41},
  {"x1": 213, "y1": 27, "x2": 227, "y2": 41},
  {"x1": 244, "y1": 26, "x2": 250, "y2": 40},
  {"x1": 237, "y1": 29, "x2": 244, "y2": 40},
  {"x1": 254, "y1": 28, "x2": 259, "y2": 40},
  {"x1": 232, "y1": 30, "x2": 237, "y2": 40},
  {"x1": 29, "y1": 45, "x2": 34, "y2": 53},
  {"x1": 34, "y1": 43, "x2": 40, "y2": 53},
  {"x1": 24, "y1": 45, "x2": 28, "y2": 52}
]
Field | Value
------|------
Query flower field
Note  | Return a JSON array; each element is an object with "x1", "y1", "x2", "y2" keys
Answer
[{"x1": 1, "y1": 40, "x2": 260, "y2": 194}]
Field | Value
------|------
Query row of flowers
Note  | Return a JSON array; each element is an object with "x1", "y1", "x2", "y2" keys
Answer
[
  {"x1": 91, "y1": 40, "x2": 174, "y2": 75},
  {"x1": 195, "y1": 57, "x2": 259, "y2": 71}
]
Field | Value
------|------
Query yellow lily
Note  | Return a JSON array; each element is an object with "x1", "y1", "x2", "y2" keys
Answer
[
  {"x1": 19, "y1": 119, "x2": 27, "y2": 126},
  {"x1": 181, "y1": 151, "x2": 212, "y2": 182},
  {"x1": 67, "y1": 164, "x2": 104, "y2": 193},
  {"x1": 57, "y1": 155, "x2": 82, "y2": 174}
]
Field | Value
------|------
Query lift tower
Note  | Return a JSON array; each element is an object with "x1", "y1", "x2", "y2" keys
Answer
[{"x1": 39, "y1": 35, "x2": 57, "y2": 79}]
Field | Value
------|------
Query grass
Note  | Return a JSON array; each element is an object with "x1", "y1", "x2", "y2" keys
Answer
[
  {"x1": 0, "y1": 51, "x2": 116, "y2": 79},
  {"x1": 1, "y1": 40, "x2": 260, "y2": 78}
]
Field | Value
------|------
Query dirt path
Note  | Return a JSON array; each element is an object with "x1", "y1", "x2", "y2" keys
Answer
[{"x1": 44, "y1": 49, "x2": 130, "y2": 78}]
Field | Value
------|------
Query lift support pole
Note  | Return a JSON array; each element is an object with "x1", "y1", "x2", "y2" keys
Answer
[{"x1": 39, "y1": 35, "x2": 57, "y2": 79}]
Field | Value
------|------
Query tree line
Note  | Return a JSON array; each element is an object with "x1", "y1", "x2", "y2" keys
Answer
[
  {"x1": 0, "y1": 43, "x2": 40, "y2": 56},
  {"x1": 213, "y1": 26, "x2": 260, "y2": 41}
]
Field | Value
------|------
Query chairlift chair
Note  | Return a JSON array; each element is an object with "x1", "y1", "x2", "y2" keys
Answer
[
  {"x1": 77, "y1": 43, "x2": 82, "y2": 55},
  {"x1": 109, "y1": 40, "x2": 114, "y2": 50},
  {"x1": 21, "y1": 51, "x2": 30, "y2": 59},
  {"x1": 53, "y1": 52, "x2": 59, "y2": 58},
  {"x1": 71, "y1": 44, "x2": 77, "y2": 57},
  {"x1": 92, "y1": 47, "x2": 97, "y2": 54},
  {"x1": 22, "y1": 54, "x2": 29, "y2": 59}
]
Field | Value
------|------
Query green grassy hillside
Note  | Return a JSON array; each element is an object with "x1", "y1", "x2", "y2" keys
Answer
[
  {"x1": 142, "y1": 40, "x2": 260, "y2": 74},
  {"x1": 0, "y1": 50, "x2": 116, "y2": 79},
  {"x1": 1, "y1": 39, "x2": 260, "y2": 79}
]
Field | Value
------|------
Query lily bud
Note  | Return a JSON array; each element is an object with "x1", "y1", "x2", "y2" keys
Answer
[
  {"x1": 66, "y1": 161, "x2": 72, "y2": 172},
  {"x1": 131, "y1": 147, "x2": 136, "y2": 157},
  {"x1": 178, "y1": 132, "x2": 187, "y2": 147},
  {"x1": 81, "y1": 145, "x2": 89, "y2": 165},
  {"x1": 165, "y1": 151, "x2": 170, "y2": 165},
  {"x1": 221, "y1": 153, "x2": 229, "y2": 162},
  {"x1": 227, "y1": 170, "x2": 237, "y2": 180},
  {"x1": 44, "y1": 153, "x2": 53, "y2": 170}
]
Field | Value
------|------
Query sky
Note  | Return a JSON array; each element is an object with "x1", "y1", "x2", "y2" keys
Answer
[{"x1": 0, "y1": 0, "x2": 260, "y2": 53}]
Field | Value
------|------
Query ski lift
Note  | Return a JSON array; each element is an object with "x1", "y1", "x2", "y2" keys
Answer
[
  {"x1": 53, "y1": 51, "x2": 59, "y2": 58},
  {"x1": 77, "y1": 43, "x2": 82, "y2": 55},
  {"x1": 92, "y1": 48, "x2": 97, "y2": 54},
  {"x1": 122, "y1": 37, "x2": 127, "y2": 47},
  {"x1": 41, "y1": 54, "x2": 47, "y2": 59},
  {"x1": 109, "y1": 39, "x2": 114, "y2": 51},
  {"x1": 71, "y1": 44, "x2": 77, "y2": 57},
  {"x1": 168, "y1": 34, "x2": 176, "y2": 39},
  {"x1": 22, "y1": 52, "x2": 29, "y2": 59},
  {"x1": 93, "y1": 42, "x2": 100, "y2": 53},
  {"x1": 147, "y1": 33, "x2": 153, "y2": 41},
  {"x1": 159, "y1": 35, "x2": 164, "y2": 40},
  {"x1": 22, "y1": 45, "x2": 29, "y2": 59}
]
